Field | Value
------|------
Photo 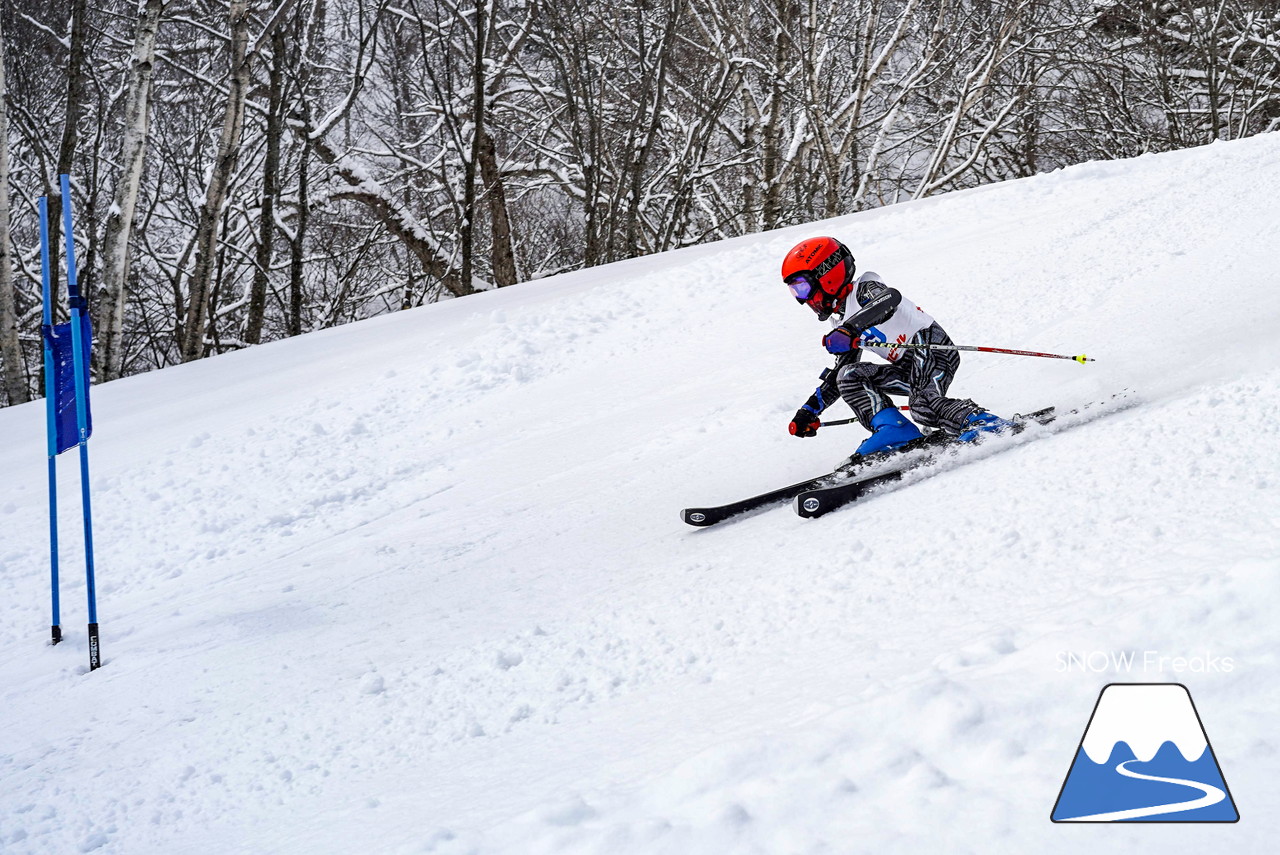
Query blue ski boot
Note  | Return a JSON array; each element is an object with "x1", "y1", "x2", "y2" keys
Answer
[
  {"x1": 855, "y1": 408, "x2": 924, "y2": 457},
  {"x1": 957, "y1": 410, "x2": 1015, "y2": 442}
]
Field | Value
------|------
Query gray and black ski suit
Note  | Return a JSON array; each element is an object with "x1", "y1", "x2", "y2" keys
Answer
[{"x1": 800, "y1": 272, "x2": 986, "y2": 436}]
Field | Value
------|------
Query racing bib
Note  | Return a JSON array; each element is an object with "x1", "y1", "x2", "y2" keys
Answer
[{"x1": 858, "y1": 297, "x2": 934, "y2": 362}]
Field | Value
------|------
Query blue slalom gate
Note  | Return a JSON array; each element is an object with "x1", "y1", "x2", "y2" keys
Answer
[{"x1": 39, "y1": 174, "x2": 102, "y2": 671}]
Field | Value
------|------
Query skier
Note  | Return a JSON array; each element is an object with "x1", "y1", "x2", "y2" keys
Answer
[{"x1": 781, "y1": 236, "x2": 1010, "y2": 458}]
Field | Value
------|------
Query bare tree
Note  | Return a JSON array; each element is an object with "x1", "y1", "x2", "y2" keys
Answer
[
  {"x1": 3, "y1": 0, "x2": 1278, "y2": 408},
  {"x1": 245, "y1": 21, "x2": 287, "y2": 345},
  {"x1": 42, "y1": 0, "x2": 90, "y2": 316},
  {"x1": 180, "y1": 0, "x2": 251, "y2": 362},
  {"x1": 0, "y1": 7, "x2": 30, "y2": 404},
  {"x1": 99, "y1": 0, "x2": 166, "y2": 380},
  {"x1": 913, "y1": 1, "x2": 1037, "y2": 199}
]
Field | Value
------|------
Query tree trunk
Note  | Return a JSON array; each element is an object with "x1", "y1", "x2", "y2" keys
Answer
[
  {"x1": 759, "y1": 2, "x2": 790, "y2": 231},
  {"x1": 0, "y1": 10, "x2": 30, "y2": 404},
  {"x1": 740, "y1": 89, "x2": 757, "y2": 233},
  {"x1": 623, "y1": 0, "x2": 683, "y2": 258},
  {"x1": 310, "y1": 132, "x2": 469, "y2": 297},
  {"x1": 460, "y1": 0, "x2": 488, "y2": 292},
  {"x1": 246, "y1": 24, "x2": 287, "y2": 345},
  {"x1": 289, "y1": 137, "x2": 309, "y2": 338},
  {"x1": 43, "y1": 0, "x2": 90, "y2": 317},
  {"x1": 181, "y1": 0, "x2": 250, "y2": 362},
  {"x1": 99, "y1": 0, "x2": 165, "y2": 380},
  {"x1": 477, "y1": 130, "x2": 517, "y2": 287}
]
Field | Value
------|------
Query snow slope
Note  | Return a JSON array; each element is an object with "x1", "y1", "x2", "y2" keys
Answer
[{"x1": 2, "y1": 134, "x2": 1279, "y2": 853}]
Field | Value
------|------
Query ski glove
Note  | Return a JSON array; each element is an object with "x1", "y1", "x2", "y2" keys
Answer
[
  {"x1": 822, "y1": 325, "x2": 860, "y2": 354},
  {"x1": 789, "y1": 407, "x2": 821, "y2": 437}
]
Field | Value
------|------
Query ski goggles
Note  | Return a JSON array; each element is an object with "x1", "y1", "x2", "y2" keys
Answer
[{"x1": 785, "y1": 270, "x2": 821, "y2": 302}]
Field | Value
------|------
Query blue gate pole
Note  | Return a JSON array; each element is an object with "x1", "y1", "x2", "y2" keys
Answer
[
  {"x1": 59, "y1": 174, "x2": 100, "y2": 670},
  {"x1": 38, "y1": 197, "x2": 62, "y2": 646}
]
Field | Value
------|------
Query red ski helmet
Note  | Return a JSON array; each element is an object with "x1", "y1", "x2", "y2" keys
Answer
[{"x1": 781, "y1": 236, "x2": 856, "y2": 320}]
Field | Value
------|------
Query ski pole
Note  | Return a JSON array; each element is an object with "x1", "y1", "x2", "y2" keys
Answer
[
  {"x1": 61, "y1": 174, "x2": 101, "y2": 672},
  {"x1": 38, "y1": 198, "x2": 61, "y2": 646},
  {"x1": 858, "y1": 341, "x2": 1093, "y2": 363},
  {"x1": 819, "y1": 408, "x2": 908, "y2": 428}
]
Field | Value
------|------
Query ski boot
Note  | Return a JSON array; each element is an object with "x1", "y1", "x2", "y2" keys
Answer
[
  {"x1": 833, "y1": 409, "x2": 933, "y2": 476},
  {"x1": 855, "y1": 408, "x2": 924, "y2": 456},
  {"x1": 957, "y1": 410, "x2": 1015, "y2": 442}
]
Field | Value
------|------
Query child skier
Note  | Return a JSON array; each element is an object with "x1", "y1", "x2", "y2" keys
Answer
[{"x1": 781, "y1": 236, "x2": 1010, "y2": 457}]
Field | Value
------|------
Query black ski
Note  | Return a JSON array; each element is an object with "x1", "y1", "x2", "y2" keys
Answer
[
  {"x1": 679, "y1": 413, "x2": 1038, "y2": 528},
  {"x1": 793, "y1": 405, "x2": 1060, "y2": 519},
  {"x1": 681, "y1": 471, "x2": 842, "y2": 527}
]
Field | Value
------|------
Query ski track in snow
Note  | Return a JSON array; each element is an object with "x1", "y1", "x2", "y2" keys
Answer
[{"x1": 1, "y1": 135, "x2": 1279, "y2": 853}]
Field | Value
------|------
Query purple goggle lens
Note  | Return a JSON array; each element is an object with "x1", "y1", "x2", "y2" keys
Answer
[{"x1": 785, "y1": 271, "x2": 818, "y2": 301}]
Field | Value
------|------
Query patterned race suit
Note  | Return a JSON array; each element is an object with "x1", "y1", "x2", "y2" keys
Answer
[{"x1": 801, "y1": 272, "x2": 985, "y2": 435}]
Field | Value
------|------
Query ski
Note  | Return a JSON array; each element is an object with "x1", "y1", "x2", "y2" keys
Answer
[
  {"x1": 793, "y1": 404, "x2": 1086, "y2": 519},
  {"x1": 681, "y1": 471, "x2": 843, "y2": 527},
  {"x1": 794, "y1": 469, "x2": 908, "y2": 519},
  {"x1": 680, "y1": 408, "x2": 1051, "y2": 528},
  {"x1": 681, "y1": 394, "x2": 1133, "y2": 527}
]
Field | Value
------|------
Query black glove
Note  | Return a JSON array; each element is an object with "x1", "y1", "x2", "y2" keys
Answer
[{"x1": 789, "y1": 407, "x2": 821, "y2": 437}]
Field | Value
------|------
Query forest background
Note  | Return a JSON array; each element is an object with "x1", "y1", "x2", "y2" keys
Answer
[{"x1": 0, "y1": 0, "x2": 1276, "y2": 406}]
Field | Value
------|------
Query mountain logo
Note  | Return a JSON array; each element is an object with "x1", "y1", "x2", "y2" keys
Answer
[{"x1": 1051, "y1": 683, "x2": 1239, "y2": 823}]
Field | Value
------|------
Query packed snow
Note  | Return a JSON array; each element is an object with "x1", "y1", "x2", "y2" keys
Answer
[{"x1": 2, "y1": 134, "x2": 1279, "y2": 853}]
